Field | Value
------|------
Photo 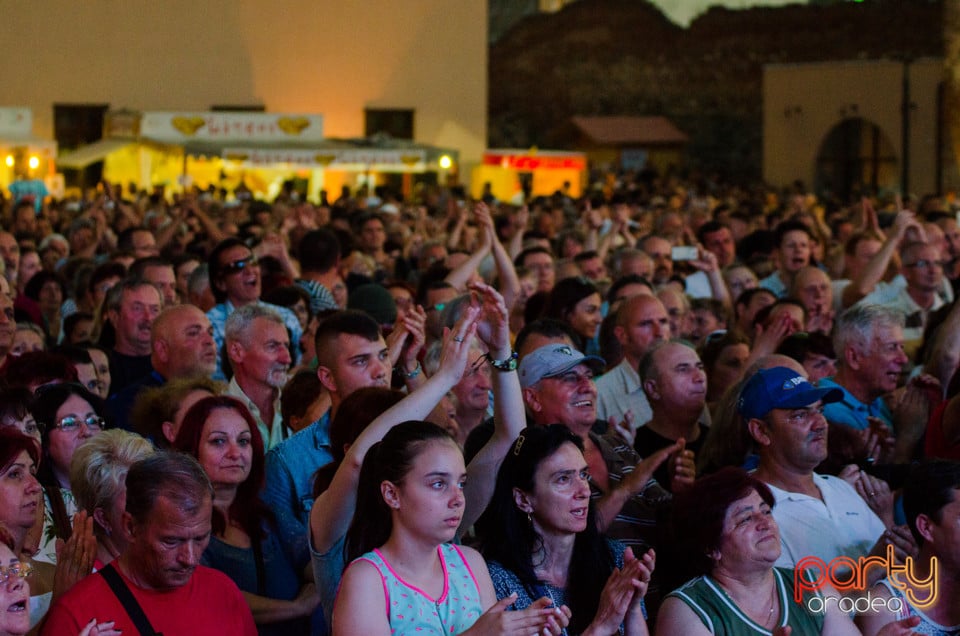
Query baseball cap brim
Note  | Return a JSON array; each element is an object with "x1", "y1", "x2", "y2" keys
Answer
[
  {"x1": 542, "y1": 354, "x2": 605, "y2": 380},
  {"x1": 741, "y1": 385, "x2": 843, "y2": 421}
]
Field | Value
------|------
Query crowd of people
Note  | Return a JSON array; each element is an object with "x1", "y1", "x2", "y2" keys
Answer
[{"x1": 0, "y1": 173, "x2": 958, "y2": 635}]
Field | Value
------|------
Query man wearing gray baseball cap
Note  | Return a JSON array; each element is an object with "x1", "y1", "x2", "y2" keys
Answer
[{"x1": 518, "y1": 342, "x2": 684, "y2": 605}]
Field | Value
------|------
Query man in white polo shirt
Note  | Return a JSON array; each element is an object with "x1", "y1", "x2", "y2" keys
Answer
[{"x1": 740, "y1": 366, "x2": 915, "y2": 579}]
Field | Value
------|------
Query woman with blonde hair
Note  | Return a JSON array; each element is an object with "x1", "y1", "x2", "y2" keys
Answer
[{"x1": 69, "y1": 429, "x2": 155, "y2": 568}]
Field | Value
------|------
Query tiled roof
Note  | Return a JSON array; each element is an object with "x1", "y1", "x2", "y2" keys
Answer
[{"x1": 570, "y1": 116, "x2": 688, "y2": 145}]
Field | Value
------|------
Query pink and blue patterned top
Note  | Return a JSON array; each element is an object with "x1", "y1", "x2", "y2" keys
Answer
[{"x1": 355, "y1": 543, "x2": 482, "y2": 635}]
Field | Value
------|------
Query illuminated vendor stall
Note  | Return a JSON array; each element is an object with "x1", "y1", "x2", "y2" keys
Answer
[
  {"x1": 57, "y1": 111, "x2": 458, "y2": 201},
  {"x1": 0, "y1": 107, "x2": 58, "y2": 197},
  {"x1": 472, "y1": 149, "x2": 586, "y2": 203}
]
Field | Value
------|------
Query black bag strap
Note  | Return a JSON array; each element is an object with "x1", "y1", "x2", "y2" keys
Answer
[
  {"x1": 99, "y1": 563, "x2": 162, "y2": 636},
  {"x1": 252, "y1": 535, "x2": 266, "y2": 595}
]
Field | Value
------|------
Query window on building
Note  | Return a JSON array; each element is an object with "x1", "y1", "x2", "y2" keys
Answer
[
  {"x1": 365, "y1": 109, "x2": 414, "y2": 139},
  {"x1": 211, "y1": 105, "x2": 266, "y2": 112},
  {"x1": 53, "y1": 104, "x2": 109, "y2": 151}
]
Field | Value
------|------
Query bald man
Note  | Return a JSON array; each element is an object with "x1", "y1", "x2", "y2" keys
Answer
[
  {"x1": 107, "y1": 304, "x2": 217, "y2": 432},
  {"x1": 596, "y1": 295, "x2": 671, "y2": 426}
]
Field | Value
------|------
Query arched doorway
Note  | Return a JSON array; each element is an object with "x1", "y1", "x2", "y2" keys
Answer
[{"x1": 814, "y1": 118, "x2": 898, "y2": 201}]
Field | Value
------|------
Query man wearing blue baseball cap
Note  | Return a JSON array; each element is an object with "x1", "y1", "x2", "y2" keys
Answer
[{"x1": 741, "y1": 366, "x2": 915, "y2": 578}]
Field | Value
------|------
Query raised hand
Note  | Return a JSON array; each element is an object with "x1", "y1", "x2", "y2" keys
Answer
[
  {"x1": 469, "y1": 281, "x2": 510, "y2": 357},
  {"x1": 622, "y1": 439, "x2": 683, "y2": 496},
  {"x1": 52, "y1": 510, "x2": 96, "y2": 601},
  {"x1": 609, "y1": 410, "x2": 636, "y2": 447},
  {"x1": 434, "y1": 303, "x2": 481, "y2": 385},
  {"x1": 668, "y1": 440, "x2": 696, "y2": 494}
]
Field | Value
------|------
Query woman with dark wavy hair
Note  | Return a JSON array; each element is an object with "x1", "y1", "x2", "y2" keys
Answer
[
  {"x1": 174, "y1": 395, "x2": 317, "y2": 635},
  {"x1": 481, "y1": 424, "x2": 655, "y2": 635},
  {"x1": 542, "y1": 277, "x2": 603, "y2": 354},
  {"x1": 31, "y1": 382, "x2": 106, "y2": 564}
]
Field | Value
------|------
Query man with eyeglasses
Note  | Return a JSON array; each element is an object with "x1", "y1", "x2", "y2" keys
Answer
[
  {"x1": 857, "y1": 241, "x2": 946, "y2": 358},
  {"x1": 205, "y1": 238, "x2": 302, "y2": 381},
  {"x1": 741, "y1": 366, "x2": 913, "y2": 581}
]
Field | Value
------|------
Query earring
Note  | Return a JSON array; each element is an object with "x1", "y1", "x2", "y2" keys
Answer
[{"x1": 527, "y1": 513, "x2": 532, "y2": 524}]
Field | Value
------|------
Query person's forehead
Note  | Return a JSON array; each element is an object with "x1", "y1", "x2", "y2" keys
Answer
[
  {"x1": 657, "y1": 342, "x2": 698, "y2": 366},
  {"x1": 644, "y1": 237, "x2": 670, "y2": 253},
  {"x1": 924, "y1": 224, "x2": 945, "y2": 240},
  {"x1": 544, "y1": 361, "x2": 592, "y2": 380},
  {"x1": 170, "y1": 307, "x2": 208, "y2": 330},
  {"x1": 335, "y1": 333, "x2": 385, "y2": 355},
  {"x1": 749, "y1": 291, "x2": 776, "y2": 307},
  {"x1": 219, "y1": 245, "x2": 252, "y2": 264},
  {"x1": 0, "y1": 233, "x2": 17, "y2": 248},
  {"x1": 615, "y1": 282, "x2": 652, "y2": 300},
  {"x1": 133, "y1": 230, "x2": 156, "y2": 244},
  {"x1": 143, "y1": 264, "x2": 175, "y2": 280},
  {"x1": 145, "y1": 494, "x2": 211, "y2": 529},
  {"x1": 657, "y1": 291, "x2": 682, "y2": 309},
  {"x1": 725, "y1": 489, "x2": 766, "y2": 517},
  {"x1": 253, "y1": 318, "x2": 289, "y2": 340},
  {"x1": 771, "y1": 304, "x2": 803, "y2": 319},
  {"x1": 705, "y1": 227, "x2": 732, "y2": 242},
  {"x1": 905, "y1": 244, "x2": 940, "y2": 260},
  {"x1": 872, "y1": 323, "x2": 903, "y2": 342},
  {"x1": 625, "y1": 296, "x2": 667, "y2": 320},
  {"x1": 781, "y1": 230, "x2": 809, "y2": 244},
  {"x1": 388, "y1": 286, "x2": 413, "y2": 299},
  {"x1": 772, "y1": 399, "x2": 822, "y2": 414},
  {"x1": 123, "y1": 285, "x2": 161, "y2": 305},
  {"x1": 798, "y1": 268, "x2": 829, "y2": 286},
  {"x1": 524, "y1": 251, "x2": 553, "y2": 265}
]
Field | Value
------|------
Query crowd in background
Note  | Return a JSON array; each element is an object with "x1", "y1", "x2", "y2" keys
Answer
[{"x1": 0, "y1": 169, "x2": 959, "y2": 635}]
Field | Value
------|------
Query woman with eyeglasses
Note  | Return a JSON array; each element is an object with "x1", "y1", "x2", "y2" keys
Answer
[
  {"x1": 30, "y1": 383, "x2": 108, "y2": 566},
  {"x1": 479, "y1": 425, "x2": 654, "y2": 636},
  {"x1": 0, "y1": 519, "x2": 118, "y2": 636},
  {"x1": 0, "y1": 525, "x2": 31, "y2": 636},
  {"x1": 656, "y1": 467, "x2": 919, "y2": 636}
]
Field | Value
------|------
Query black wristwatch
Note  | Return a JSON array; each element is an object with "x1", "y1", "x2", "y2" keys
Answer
[{"x1": 486, "y1": 350, "x2": 518, "y2": 372}]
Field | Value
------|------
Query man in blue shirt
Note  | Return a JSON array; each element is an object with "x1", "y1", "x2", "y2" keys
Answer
[
  {"x1": 262, "y1": 310, "x2": 391, "y2": 567},
  {"x1": 821, "y1": 304, "x2": 908, "y2": 432}
]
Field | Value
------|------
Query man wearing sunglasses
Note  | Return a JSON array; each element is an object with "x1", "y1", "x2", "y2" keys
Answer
[{"x1": 206, "y1": 238, "x2": 302, "y2": 381}]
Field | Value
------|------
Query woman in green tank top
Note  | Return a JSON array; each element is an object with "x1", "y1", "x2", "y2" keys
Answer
[{"x1": 656, "y1": 468, "x2": 919, "y2": 635}]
